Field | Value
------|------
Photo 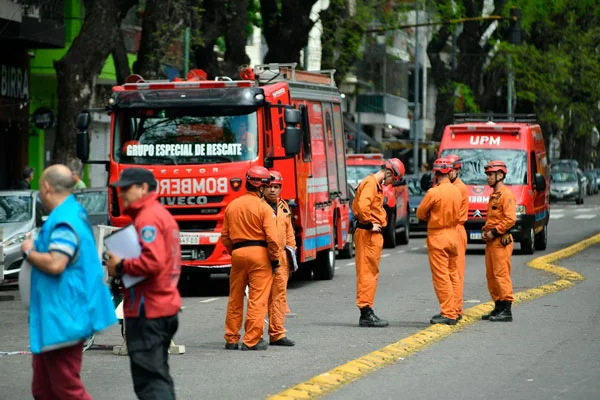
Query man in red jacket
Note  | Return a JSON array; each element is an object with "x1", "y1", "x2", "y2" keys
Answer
[{"x1": 106, "y1": 168, "x2": 181, "y2": 400}]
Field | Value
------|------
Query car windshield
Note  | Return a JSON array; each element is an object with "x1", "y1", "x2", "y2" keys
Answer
[
  {"x1": 440, "y1": 149, "x2": 528, "y2": 185},
  {"x1": 551, "y1": 172, "x2": 578, "y2": 183},
  {"x1": 407, "y1": 176, "x2": 427, "y2": 196},
  {"x1": 74, "y1": 190, "x2": 108, "y2": 215},
  {"x1": 113, "y1": 108, "x2": 259, "y2": 165},
  {"x1": 0, "y1": 195, "x2": 33, "y2": 223},
  {"x1": 347, "y1": 165, "x2": 380, "y2": 187}
]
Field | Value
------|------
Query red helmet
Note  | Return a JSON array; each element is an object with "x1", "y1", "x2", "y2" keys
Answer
[
  {"x1": 445, "y1": 154, "x2": 462, "y2": 169},
  {"x1": 269, "y1": 170, "x2": 283, "y2": 186},
  {"x1": 484, "y1": 160, "x2": 507, "y2": 175},
  {"x1": 246, "y1": 166, "x2": 272, "y2": 187},
  {"x1": 432, "y1": 158, "x2": 454, "y2": 174},
  {"x1": 384, "y1": 158, "x2": 405, "y2": 181}
]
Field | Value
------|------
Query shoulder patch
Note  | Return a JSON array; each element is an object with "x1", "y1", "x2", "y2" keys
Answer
[{"x1": 141, "y1": 225, "x2": 157, "y2": 243}]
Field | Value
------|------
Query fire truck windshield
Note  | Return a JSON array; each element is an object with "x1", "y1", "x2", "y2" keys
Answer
[
  {"x1": 113, "y1": 109, "x2": 259, "y2": 165},
  {"x1": 440, "y1": 149, "x2": 528, "y2": 185}
]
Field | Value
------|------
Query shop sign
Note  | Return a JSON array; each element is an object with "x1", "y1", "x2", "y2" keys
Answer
[
  {"x1": 1, "y1": 64, "x2": 29, "y2": 100},
  {"x1": 32, "y1": 107, "x2": 54, "y2": 129}
]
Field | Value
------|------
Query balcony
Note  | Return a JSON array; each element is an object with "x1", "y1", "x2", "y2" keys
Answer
[{"x1": 356, "y1": 93, "x2": 410, "y2": 130}]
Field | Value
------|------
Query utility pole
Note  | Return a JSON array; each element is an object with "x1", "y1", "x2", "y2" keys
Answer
[
  {"x1": 507, "y1": 7, "x2": 522, "y2": 115},
  {"x1": 183, "y1": 27, "x2": 190, "y2": 77},
  {"x1": 412, "y1": 3, "x2": 420, "y2": 175}
]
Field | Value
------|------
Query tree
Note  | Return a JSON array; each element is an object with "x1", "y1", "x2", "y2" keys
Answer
[
  {"x1": 52, "y1": 0, "x2": 137, "y2": 164},
  {"x1": 193, "y1": 0, "x2": 228, "y2": 78},
  {"x1": 222, "y1": 0, "x2": 251, "y2": 78},
  {"x1": 260, "y1": 0, "x2": 318, "y2": 65}
]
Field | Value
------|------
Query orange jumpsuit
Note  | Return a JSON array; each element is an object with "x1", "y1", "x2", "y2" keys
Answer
[
  {"x1": 221, "y1": 192, "x2": 281, "y2": 348},
  {"x1": 416, "y1": 180, "x2": 462, "y2": 320},
  {"x1": 450, "y1": 177, "x2": 468, "y2": 316},
  {"x1": 268, "y1": 199, "x2": 296, "y2": 342},
  {"x1": 483, "y1": 186, "x2": 516, "y2": 303},
  {"x1": 352, "y1": 174, "x2": 387, "y2": 308}
]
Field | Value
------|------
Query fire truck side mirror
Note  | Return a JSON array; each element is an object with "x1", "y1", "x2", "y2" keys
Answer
[
  {"x1": 283, "y1": 127, "x2": 302, "y2": 156},
  {"x1": 76, "y1": 112, "x2": 90, "y2": 161},
  {"x1": 284, "y1": 108, "x2": 301, "y2": 125}
]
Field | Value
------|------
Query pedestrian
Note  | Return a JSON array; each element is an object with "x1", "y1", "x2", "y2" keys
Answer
[
  {"x1": 68, "y1": 158, "x2": 87, "y2": 189},
  {"x1": 20, "y1": 164, "x2": 116, "y2": 399},
  {"x1": 481, "y1": 160, "x2": 516, "y2": 322},
  {"x1": 446, "y1": 154, "x2": 469, "y2": 319},
  {"x1": 15, "y1": 166, "x2": 35, "y2": 189},
  {"x1": 221, "y1": 166, "x2": 281, "y2": 350},
  {"x1": 264, "y1": 170, "x2": 296, "y2": 347},
  {"x1": 416, "y1": 158, "x2": 462, "y2": 325},
  {"x1": 353, "y1": 158, "x2": 405, "y2": 327},
  {"x1": 105, "y1": 168, "x2": 182, "y2": 399}
]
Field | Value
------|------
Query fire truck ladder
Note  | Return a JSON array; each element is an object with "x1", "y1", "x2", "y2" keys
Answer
[{"x1": 254, "y1": 63, "x2": 337, "y2": 87}]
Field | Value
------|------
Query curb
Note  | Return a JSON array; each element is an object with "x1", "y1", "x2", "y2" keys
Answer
[{"x1": 267, "y1": 232, "x2": 600, "y2": 400}]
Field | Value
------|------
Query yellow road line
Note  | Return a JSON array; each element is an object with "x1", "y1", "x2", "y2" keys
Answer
[{"x1": 267, "y1": 232, "x2": 600, "y2": 400}]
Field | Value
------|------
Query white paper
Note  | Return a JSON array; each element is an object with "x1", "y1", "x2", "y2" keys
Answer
[
  {"x1": 285, "y1": 245, "x2": 298, "y2": 272},
  {"x1": 104, "y1": 225, "x2": 146, "y2": 288}
]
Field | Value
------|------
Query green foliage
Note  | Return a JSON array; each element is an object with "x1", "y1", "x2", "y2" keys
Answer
[{"x1": 450, "y1": 82, "x2": 480, "y2": 113}]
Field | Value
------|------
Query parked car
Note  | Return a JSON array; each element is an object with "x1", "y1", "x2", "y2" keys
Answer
[
  {"x1": 551, "y1": 159, "x2": 579, "y2": 170},
  {"x1": 0, "y1": 190, "x2": 44, "y2": 284},
  {"x1": 338, "y1": 183, "x2": 355, "y2": 259},
  {"x1": 584, "y1": 170, "x2": 598, "y2": 195},
  {"x1": 405, "y1": 174, "x2": 428, "y2": 233},
  {"x1": 577, "y1": 169, "x2": 589, "y2": 197},
  {"x1": 346, "y1": 153, "x2": 410, "y2": 248},
  {"x1": 73, "y1": 187, "x2": 109, "y2": 226},
  {"x1": 550, "y1": 170, "x2": 585, "y2": 204}
]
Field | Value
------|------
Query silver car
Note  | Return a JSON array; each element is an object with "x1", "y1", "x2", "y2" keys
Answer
[{"x1": 0, "y1": 191, "x2": 45, "y2": 284}]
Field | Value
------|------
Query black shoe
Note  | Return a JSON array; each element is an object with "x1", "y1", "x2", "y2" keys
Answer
[
  {"x1": 241, "y1": 339, "x2": 268, "y2": 351},
  {"x1": 482, "y1": 300, "x2": 502, "y2": 320},
  {"x1": 224, "y1": 342, "x2": 239, "y2": 350},
  {"x1": 359, "y1": 306, "x2": 389, "y2": 327},
  {"x1": 457, "y1": 314, "x2": 463, "y2": 322},
  {"x1": 430, "y1": 315, "x2": 458, "y2": 325},
  {"x1": 489, "y1": 301, "x2": 513, "y2": 322},
  {"x1": 270, "y1": 337, "x2": 295, "y2": 346}
]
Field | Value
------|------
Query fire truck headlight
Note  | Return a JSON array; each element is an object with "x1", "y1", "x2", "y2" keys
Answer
[
  {"x1": 516, "y1": 205, "x2": 527, "y2": 216},
  {"x1": 255, "y1": 94, "x2": 264, "y2": 101}
]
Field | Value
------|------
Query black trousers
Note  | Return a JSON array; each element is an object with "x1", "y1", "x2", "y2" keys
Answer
[{"x1": 125, "y1": 308, "x2": 179, "y2": 400}]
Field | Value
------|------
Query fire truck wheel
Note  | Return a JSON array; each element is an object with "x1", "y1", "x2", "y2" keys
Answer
[
  {"x1": 534, "y1": 224, "x2": 547, "y2": 251},
  {"x1": 313, "y1": 247, "x2": 335, "y2": 280},
  {"x1": 520, "y1": 227, "x2": 536, "y2": 255},
  {"x1": 293, "y1": 266, "x2": 313, "y2": 281},
  {"x1": 383, "y1": 211, "x2": 397, "y2": 249}
]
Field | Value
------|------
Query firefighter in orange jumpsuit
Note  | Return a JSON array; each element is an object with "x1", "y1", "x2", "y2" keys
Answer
[
  {"x1": 265, "y1": 171, "x2": 296, "y2": 346},
  {"x1": 221, "y1": 166, "x2": 281, "y2": 350},
  {"x1": 353, "y1": 158, "x2": 405, "y2": 327},
  {"x1": 417, "y1": 158, "x2": 462, "y2": 325},
  {"x1": 482, "y1": 160, "x2": 516, "y2": 322},
  {"x1": 446, "y1": 154, "x2": 468, "y2": 319}
]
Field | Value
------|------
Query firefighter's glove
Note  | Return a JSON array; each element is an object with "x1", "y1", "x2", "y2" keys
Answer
[
  {"x1": 271, "y1": 259, "x2": 280, "y2": 275},
  {"x1": 500, "y1": 233, "x2": 513, "y2": 246}
]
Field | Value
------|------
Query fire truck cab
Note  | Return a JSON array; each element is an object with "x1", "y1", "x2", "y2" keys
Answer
[
  {"x1": 346, "y1": 153, "x2": 410, "y2": 247},
  {"x1": 439, "y1": 114, "x2": 550, "y2": 254},
  {"x1": 76, "y1": 63, "x2": 350, "y2": 281}
]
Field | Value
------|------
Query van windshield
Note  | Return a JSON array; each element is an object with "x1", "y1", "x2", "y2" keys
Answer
[
  {"x1": 440, "y1": 149, "x2": 528, "y2": 185},
  {"x1": 346, "y1": 165, "x2": 380, "y2": 188}
]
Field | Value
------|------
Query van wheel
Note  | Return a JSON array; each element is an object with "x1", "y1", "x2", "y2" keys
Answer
[
  {"x1": 313, "y1": 246, "x2": 335, "y2": 280},
  {"x1": 534, "y1": 224, "x2": 547, "y2": 251},
  {"x1": 397, "y1": 211, "x2": 410, "y2": 245},
  {"x1": 521, "y1": 227, "x2": 535, "y2": 255},
  {"x1": 338, "y1": 232, "x2": 355, "y2": 259},
  {"x1": 383, "y1": 211, "x2": 397, "y2": 248}
]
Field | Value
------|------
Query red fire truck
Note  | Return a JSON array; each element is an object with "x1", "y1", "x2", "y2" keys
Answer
[{"x1": 76, "y1": 63, "x2": 350, "y2": 281}]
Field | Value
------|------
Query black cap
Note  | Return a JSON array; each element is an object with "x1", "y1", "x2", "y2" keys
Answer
[{"x1": 111, "y1": 168, "x2": 156, "y2": 188}]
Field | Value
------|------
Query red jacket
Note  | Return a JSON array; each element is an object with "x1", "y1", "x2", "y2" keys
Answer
[{"x1": 122, "y1": 192, "x2": 181, "y2": 319}]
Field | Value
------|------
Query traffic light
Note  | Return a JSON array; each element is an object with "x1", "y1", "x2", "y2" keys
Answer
[{"x1": 508, "y1": 7, "x2": 522, "y2": 45}]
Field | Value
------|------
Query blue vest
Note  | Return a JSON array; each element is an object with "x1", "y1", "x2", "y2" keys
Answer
[{"x1": 30, "y1": 195, "x2": 117, "y2": 353}]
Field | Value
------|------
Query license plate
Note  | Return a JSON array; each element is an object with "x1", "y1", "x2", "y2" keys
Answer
[
  {"x1": 180, "y1": 233, "x2": 201, "y2": 245},
  {"x1": 469, "y1": 232, "x2": 482, "y2": 240}
]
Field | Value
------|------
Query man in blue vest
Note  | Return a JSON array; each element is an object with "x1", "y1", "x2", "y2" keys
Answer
[{"x1": 20, "y1": 164, "x2": 116, "y2": 399}]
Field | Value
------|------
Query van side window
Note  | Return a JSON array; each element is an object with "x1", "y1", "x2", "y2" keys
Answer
[
  {"x1": 299, "y1": 104, "x2": 311, "y2": 161},
  {"x1": 530, "y1": 151, "x2": 537, "y2": 185}
]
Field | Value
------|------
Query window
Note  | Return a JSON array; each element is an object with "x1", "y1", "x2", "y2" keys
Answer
[{"x1": 440, "y1": 149, "x2": 528, "y2": 185}]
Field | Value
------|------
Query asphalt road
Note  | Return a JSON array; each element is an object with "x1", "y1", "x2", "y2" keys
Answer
[{"x1": 1, "y1": 196, "x2": 599, "y2": 400}]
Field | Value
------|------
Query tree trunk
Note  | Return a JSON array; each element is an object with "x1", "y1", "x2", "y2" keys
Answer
[
  {"x1": 112, "y1": 29, "x2": 131, "y2": 84},
  {"x1": 222, "y1": 0, "x2": 250, "y2": 78},
  {"x1": 260, "y1": 0, "x2": 318, "y2": 65},
  {"x1": 133, "y1": 0, "x2": 188, "y2": 80},
  {"x1": 192, "y1": 0, "x2": 227, "y2": 78},
  {"x1": 53, "y1": 0, "x2": 136, "y2": 164}
]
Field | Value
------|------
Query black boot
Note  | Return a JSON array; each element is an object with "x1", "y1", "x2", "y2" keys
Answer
[
  {"x1": 359, "y1": 306, "x2": 389, "y2": 327},
  {"x1": 489, "y1": 301, "x2": 513, "y2": 322},
  {"x1": 482, "y1": 300, "x2": 502, "y2": 320}
]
